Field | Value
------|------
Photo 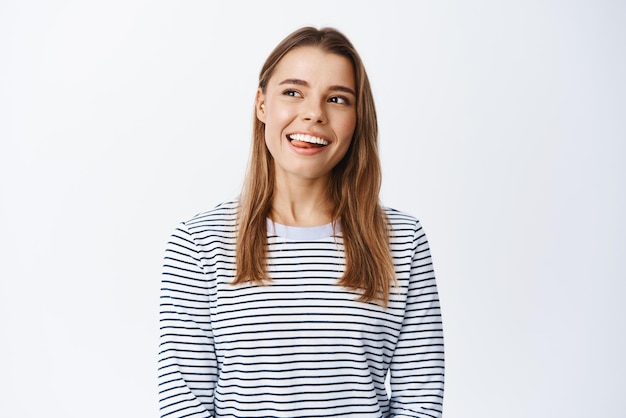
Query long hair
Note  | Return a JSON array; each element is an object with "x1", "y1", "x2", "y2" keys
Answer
[{"x1": 235, "y1": 26, "x2": 396, "y2": 306}]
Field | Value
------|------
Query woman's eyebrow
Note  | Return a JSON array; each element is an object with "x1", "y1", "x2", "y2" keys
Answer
[
  {"x1": 279, "y1": 78, "x2": 308, "y2": 87},
  {"x1": 278, "y1": 79, "x2": 356, "y2": 96},
  {"x1": 330, "y1": 85, "x2": 356, "y2": 96}
]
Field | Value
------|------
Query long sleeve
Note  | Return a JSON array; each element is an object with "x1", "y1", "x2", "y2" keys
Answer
[
  {"x1": 158, "y1": 222, "x2": 217, "y2": 418},
  {"x1": 389, "y1": 222, "x2": 445, "y2": 418}
]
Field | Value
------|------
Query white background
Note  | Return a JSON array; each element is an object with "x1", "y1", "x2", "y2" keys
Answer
[{"x1": 1, "y1": 1, "x2": 625, "y2": 417}]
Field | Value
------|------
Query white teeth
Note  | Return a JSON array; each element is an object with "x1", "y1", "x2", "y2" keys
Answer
[{"x1": 288, "y1": 133, "x2": 329, "y2": 146}]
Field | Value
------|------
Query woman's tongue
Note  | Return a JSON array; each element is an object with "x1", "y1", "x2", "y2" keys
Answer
[{"x1": 291, "y1": 139, "x2": 323, "y2": 149}]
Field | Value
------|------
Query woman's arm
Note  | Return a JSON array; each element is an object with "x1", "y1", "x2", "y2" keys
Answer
[
  {"x1": 158, "y1": 222, "x2": 217, "y2": 418},
  {"x1": 389, "y1": 222, "x2": 445, "y2": 418}
]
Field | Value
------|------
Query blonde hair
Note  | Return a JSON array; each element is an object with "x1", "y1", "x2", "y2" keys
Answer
[{"x1": 235, "y1": 27, "x2": 396, "y2": 306}]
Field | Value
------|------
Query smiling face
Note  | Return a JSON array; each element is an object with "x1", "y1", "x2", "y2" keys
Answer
[{"x1": 256, "y1": 46, "x2": 357, "y2": 185}]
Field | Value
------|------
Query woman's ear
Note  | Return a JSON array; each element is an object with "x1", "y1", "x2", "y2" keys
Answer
[{"x1": 255, "y1": 89, "x2": 266, "y2": 123}]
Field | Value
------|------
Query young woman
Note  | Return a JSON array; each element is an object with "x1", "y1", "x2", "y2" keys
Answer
[{"x1": 159, "y1": 27, "x2": 444, "y2": 418}]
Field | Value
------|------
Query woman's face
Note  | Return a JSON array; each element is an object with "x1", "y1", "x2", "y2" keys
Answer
[{"x1": 256, "y1": 46, "x2": 357, "y2": 184}]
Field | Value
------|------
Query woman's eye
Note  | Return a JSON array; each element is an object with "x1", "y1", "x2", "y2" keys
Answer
[
  {"x1": 329, "y1": 96, "x2": 351, "y2": 105},
  {"x1": 283, "y1": 90, "x2": 301, "y2": 97}
]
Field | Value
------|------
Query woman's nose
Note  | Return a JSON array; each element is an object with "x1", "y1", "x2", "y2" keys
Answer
[{"x1": 301, "y1": 100, "x2": 326, "y2": 124}]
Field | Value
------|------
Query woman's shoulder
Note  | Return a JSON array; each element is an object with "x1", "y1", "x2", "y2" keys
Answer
[
  {"x1": 383, "y1": 206, "x2": 421, "y2": 228},
  {"x1": 382, "y1": 205, "x2": 432, "y2": 248},
  {"x1": 180, "y1": 198, "x2": 238, "y2": 235}
]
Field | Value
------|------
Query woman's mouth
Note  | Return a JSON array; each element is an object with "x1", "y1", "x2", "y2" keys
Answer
[{"x1": 288, "y1": 133, "x2": 329, "y2": 148}]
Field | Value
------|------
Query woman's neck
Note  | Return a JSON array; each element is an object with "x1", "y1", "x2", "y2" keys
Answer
[{"x1": 271, "y1": 176, "x2": 334, "y2": 227}]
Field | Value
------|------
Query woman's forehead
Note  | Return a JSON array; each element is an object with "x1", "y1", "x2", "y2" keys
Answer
[{"x1": 269, "y1": 46, "x2": 355, "y2": 88}]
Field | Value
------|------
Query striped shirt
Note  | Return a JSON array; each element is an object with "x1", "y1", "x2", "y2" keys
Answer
[{"x1": 159, "y1": 200, "x2": 444, "y2": 417}]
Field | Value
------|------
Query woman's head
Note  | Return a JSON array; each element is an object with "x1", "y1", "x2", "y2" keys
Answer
[{"x1": 247, "y1": 27, "x2": 380, "y2": 204}]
